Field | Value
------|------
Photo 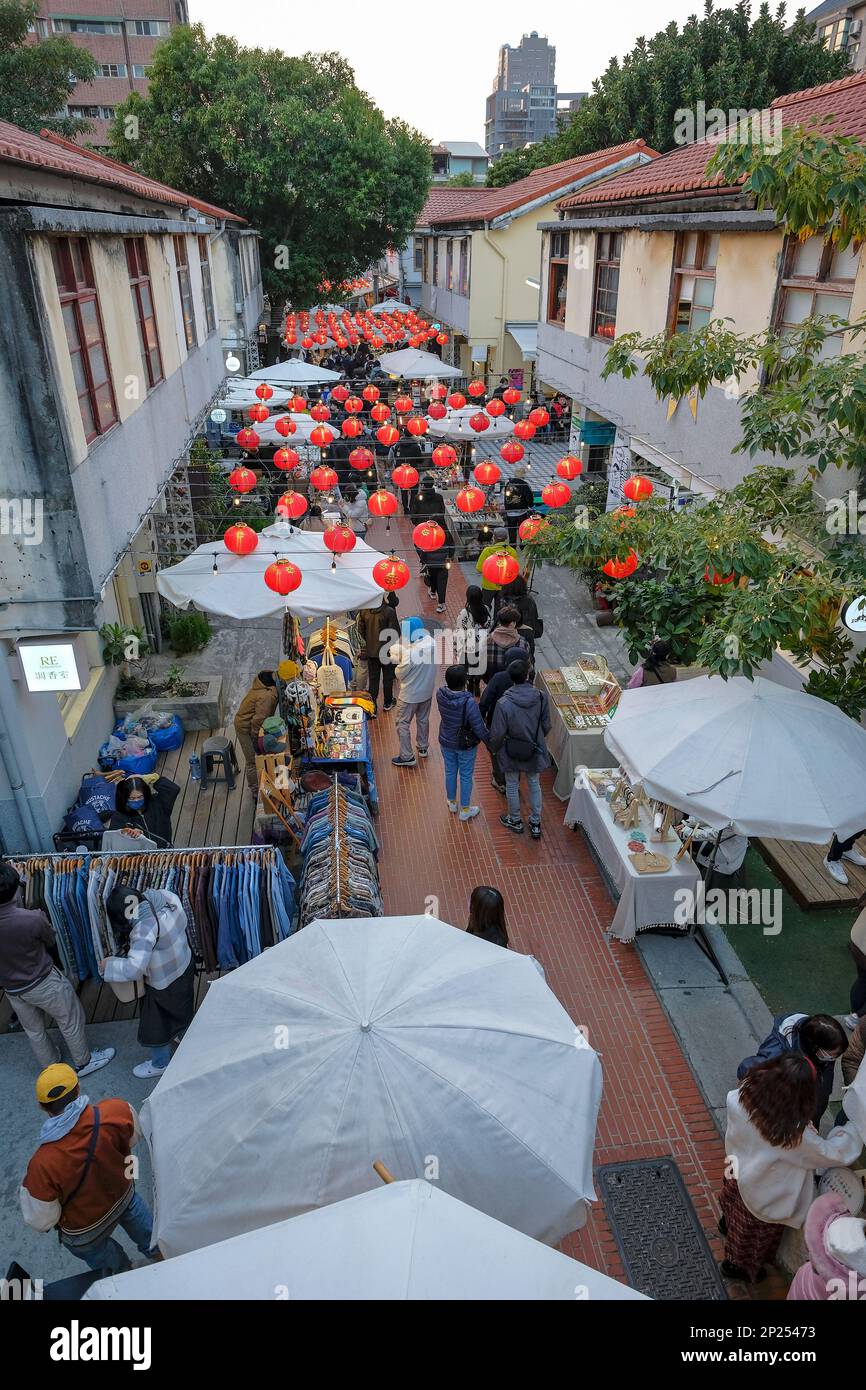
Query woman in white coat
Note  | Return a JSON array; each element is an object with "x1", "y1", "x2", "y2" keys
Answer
[
  {"x1": 102, "y1": 887, "x2": 194, "y2": 1080},
  {"x1": 719, "y1": 1052, "x2": 863, "y2": 1284}
]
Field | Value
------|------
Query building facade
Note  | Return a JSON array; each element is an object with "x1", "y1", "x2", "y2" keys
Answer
[
  {"x1": 0, "y1": 120, "x2": 262, "y2": 853},
  {"x1": 431, "y1": 143, "x2": 490, "y2": 184},
  {"x1": 803, "y1": 1, "x2": 866, "y2": 69},
  {"x1": 416, "y1": 142, "x2": 658, "y2": 386},
  {"x1": 534, "y1": 72, "x2": 866, "y2": 497},
  {"x1": 26, "y1": 0, "x2": 188, "y2": 147},
  {"x1": 485, "y1": 32, "x2": 585, "y2": 159}
]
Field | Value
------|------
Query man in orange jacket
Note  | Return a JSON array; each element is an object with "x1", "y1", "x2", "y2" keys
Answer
[{"x1": 20, "y1": 1063, "x2": 156, "y2": 1274}]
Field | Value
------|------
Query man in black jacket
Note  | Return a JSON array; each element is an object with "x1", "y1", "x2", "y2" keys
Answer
[{"x1": 479, "y1": 663, "x2": 518, "y2": 793}]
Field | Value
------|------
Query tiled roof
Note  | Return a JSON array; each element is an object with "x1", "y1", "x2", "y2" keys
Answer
[
  {"x1": 417, "y1": 140, "x2": 659, "y2": 226},
  {"x1": 559, "y1": 70, "x2": 866, "y2": 210},
  {"x1": 0, "y1": 120, "x2": 246, "y2": 222}
]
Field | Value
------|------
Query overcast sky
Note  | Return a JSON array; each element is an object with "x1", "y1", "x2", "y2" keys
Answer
[{"x1": 192, "y1": 0, "x2": 745, "y2": 146}]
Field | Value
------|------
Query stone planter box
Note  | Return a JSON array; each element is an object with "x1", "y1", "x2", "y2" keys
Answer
[{"x1": 114, "y1": 676, "x2": 224, "y2": 732}]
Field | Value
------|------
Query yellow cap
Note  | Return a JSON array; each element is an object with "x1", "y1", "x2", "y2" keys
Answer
[
  {"x1": 278, "y1": 658, "x2": 300, "y2": 681},
  {"x1": 35, "y1": 1063, "x2": 79, "y2": 1105}
]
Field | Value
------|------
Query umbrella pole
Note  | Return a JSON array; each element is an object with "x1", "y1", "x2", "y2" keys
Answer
[
  {"x1": 373, "y1": 1160, "x2": 395, "y2": 1185},
  {"x1": 688, "y1": 829, "x2": 731, "y2": 989}
]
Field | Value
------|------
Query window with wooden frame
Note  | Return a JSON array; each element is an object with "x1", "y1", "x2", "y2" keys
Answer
[
  {"x1": 50, "y1": 237, "x2": 117, "y2": 442},
  {"x1": 547, "y1": 230, "x2": 569, "y2": 325},
  {"x1": 125, "y1": 238, "x2": 163, "y2": 390},
  {"x1": 775, "y1": 234, "x2": 859, "y2": 360},
  {"x1": 198, "y1": 235, "x2": 216, "y2": 335},
  {"x1": 173, "y1": 235, "x2": 197, "y2": 350},
  {"x1": 413, "y1": 238, "x2": 423, "y2": 272},
  {"x1": 592, "y1": 231, "x2": 622, "y2": 339},
  {"x1": 446, "y1": 238, "x2": 454, "y2": 292},
  {"x1": 670, "y1": 232, "x2": 719, "y2": 334},
  {"x1": 433, "y1": 238, "x2": 440, "y2": 285},
  {"x1": 458, "y1": 238, "x2": 470, "y2": 297}
]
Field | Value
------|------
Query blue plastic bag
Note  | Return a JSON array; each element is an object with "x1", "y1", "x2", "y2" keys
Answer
[{"x1": 148, "y1": 715, "x2": 183, "y2": 751}]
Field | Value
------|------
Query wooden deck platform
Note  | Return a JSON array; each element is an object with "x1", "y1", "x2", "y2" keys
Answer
[{"x1": 755, "y1": 834, "x2": 866, "y2": 911}]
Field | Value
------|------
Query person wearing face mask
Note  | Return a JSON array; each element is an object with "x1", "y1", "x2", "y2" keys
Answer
[
  {"x1": 737, "y1": 1012, "x2": 849, "y2": 1128},
  {"x1": 106, "y1": 775, "x2": 179, "y2": 849}
]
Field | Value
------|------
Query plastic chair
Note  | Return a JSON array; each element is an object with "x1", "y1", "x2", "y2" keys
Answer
[{"x1": 200, "y1": 735, "x2": 239, "y2": 791}]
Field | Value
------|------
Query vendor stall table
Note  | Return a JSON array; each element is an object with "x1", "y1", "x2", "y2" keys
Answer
[
  {"x1": 538, "y1": 667, "x2": 619, "y2": 800},
  {"x1": 442, "y1": 497, "x2": 502, "y2": 560},
  {"x1": 306, "y1": 714, "x2": 379, "y2": 815},
  {"x1": 565, "y1": 770, "x2": 700, "y2": 942}
]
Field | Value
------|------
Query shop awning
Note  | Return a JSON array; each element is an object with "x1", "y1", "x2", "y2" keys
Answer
[{"x1": 506, "y1": 323, "x2": 538, "y2": 362}]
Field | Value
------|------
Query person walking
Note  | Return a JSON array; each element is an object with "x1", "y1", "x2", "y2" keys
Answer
[
  {"x1": 419, "y1": 519, "x2": 454, "y2": 615},
  {"x1": 357, "y1": 594, "x2": 400, "y2": 714},
  {"x1": 489, "y1": 661, "x2": 551, "y2": 839},
  {"x1": 341, "y1": 483, "x2": 368, "y2": 540},
  {"x1": 436, "y1": 664, "x2": 489, "y2": 821},
  {"x1": 20, "y1": 1064, "x2": 156, "y2": 1274},
  {"x1": 502, "y1": 467, "x2": 535, "y2": 547},
  {"x1": 824, "y1": 828, "x2": 866, "y2": 887},
  {"x1": 390, "y1": 617, "x2": 437, "y2": 768},
  {"x1": 233, "y1": 670, "x2": 279, "y2": 795},
  {"x1": 476, "y1": 526, "x2": 519, "y2": 619},
  {"x1": 0, "y1": 862, "x2": 114, "y2": 1078},
  {"x1": 737, "y1": 1012, "x2": 849, "y2": 1128},
  {"x1": 103, "y1": 886, "x2": 195, "y2": 1080},
  {"x1": 454, "y1": 584, "x2": 492, "y2": 693}
]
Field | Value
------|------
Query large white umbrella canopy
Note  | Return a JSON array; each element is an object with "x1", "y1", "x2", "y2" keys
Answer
[
  {"x1": 377, "y1": 348, "x2": 462, "y2": 380},
  {"x1": 156, "y1": 523, "x2": 387, "y2": 620},
  {"x1": 220, "y1": 379, "x2": 292, "y2": 410},
  {"x1": 425, "y1": 404, "x2": 515, "y2": 441},
  {"x1": 250, "y1": 360, "x2": 341, "y2": 385},
  {"x1": 245, "y1": 412, "x2": 346, "y2": 447},
  {"x1": 604, "y1": 676, "x2": 866, "y2": 840},
  {"x1": 84, "y1": 1180, "x2": 643, "y2": 1301},
  {"x1": 143, "y1": 916, "x2": 602, "y2": 1257},
  {"x1": 370, "y1": 299, "x2": 416, "y2": 315}
]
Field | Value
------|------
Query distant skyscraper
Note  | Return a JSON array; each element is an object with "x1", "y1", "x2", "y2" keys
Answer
[{"x1": 485, "y1": 32, "x2": 585, "y2": 161}]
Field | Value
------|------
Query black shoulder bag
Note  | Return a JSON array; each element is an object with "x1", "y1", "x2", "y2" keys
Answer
[{"x1": 456, "y1": 695, "x2": 477, "y2": 750}]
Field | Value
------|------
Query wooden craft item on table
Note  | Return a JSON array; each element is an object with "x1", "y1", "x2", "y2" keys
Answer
[
  {"x1": 650, "y1": 803, "x2": 677, "y2": 843},
  {"x1": 675, "y1": 828, "x2": 697, "y2": 862},
  {"x1": 629, "y1": 850, "x2": 672, "y2": 874}
]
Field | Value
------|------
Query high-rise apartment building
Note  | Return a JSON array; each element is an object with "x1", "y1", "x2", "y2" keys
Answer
[
  {"x1": 27, "y1": 2, "x2": 188, "y2": 147},
  {"x1": 485, "y1": 32, "x2": 585, "y2": 160}
]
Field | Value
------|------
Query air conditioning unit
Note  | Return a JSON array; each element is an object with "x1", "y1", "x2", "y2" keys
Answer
[{"x1": 849, "y1": 18, "x2": 862, "y2": 38}]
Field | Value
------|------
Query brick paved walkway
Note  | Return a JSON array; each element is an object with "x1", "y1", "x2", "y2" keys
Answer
[{"x1": 363, "y1": 512, "x2": 731, "y2": 1290}]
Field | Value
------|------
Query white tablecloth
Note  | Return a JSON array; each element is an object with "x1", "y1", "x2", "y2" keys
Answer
[
  {"x1": 564, "y1": 772, "x2": 700, "y2": 942},
  {"x1": 537, "y1": 672, "x2": 618, "y2": 799}
]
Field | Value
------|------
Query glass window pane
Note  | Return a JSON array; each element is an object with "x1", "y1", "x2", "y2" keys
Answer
[
  {"x1": 79, "y1": 299, "x2": 101, "y2": 345},
  {"x1": 682, "y1": 233, "x2": 699, "y2": 267},
  {"x1": 694, "y1": 277, "x2": 715, "y2": 307},
  {"x1": 70, "y1": 351, "x2": 88, "y2": 393},
  {"x1": 830, "y1": 242, "x2": 860, "y2": 280},
  {"x1": 815, "y1": 292, "x2": 852, "y2": 320},
  {"x1": 780, "y1": 288, "x2": 814, "y2": 324},
  {"x1": 791, "y1": 235, "x2": 823, "y2": 278},
  {"x1": 679, "y1": 275, "x2": 695, "y2": 302},
  {"x1": 703, "y1": 234, "x2": 719, "y2": 269},
  {"x1": 95, "y1": 385, "x2": 115, "y2": 428},
  {"x1": 62, "y1": 303, "x2": 79, "y2": 346},
  {"x1": 70, "y1": 241, "x2": 85, "y2": 284},
  {"x1": 78, "y1": 392, "x2": 96, "y2": 438},
  {"x1": 88, "y1": 345, "x2": 107, "y2": 385},
  {"x1": 690, "y1": 307, "x2": 712, "y2": 331},
  {"x1": 817, "y1": 333, "x2": 845, "y2": 360},
  {"x1": 139, "y1": 282, "x2": 153, "y2": 318}
]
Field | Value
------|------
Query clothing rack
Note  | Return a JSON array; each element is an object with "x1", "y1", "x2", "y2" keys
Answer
[
  {"x1": 13, "y1": 843, "x2": 267, "y2": 861},
  {"x1": 333, "y1": 774, "x2": 342, "y2": 911}
]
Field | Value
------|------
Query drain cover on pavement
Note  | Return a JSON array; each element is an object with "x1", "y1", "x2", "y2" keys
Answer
[{"x1": 597, "y1": 1158, "x2": 727, "y2": 1300}]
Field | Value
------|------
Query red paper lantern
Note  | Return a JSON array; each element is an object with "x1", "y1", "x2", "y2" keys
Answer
[
  {"x1": 371, "y1": 402, "x2": 391, "y2": 423},
  {"x1": 447, "y1": 392, "x2": 466, "y2": 410},
  {"x1": 392, "y1": 464, "x2": 420, "y2": 488},
  {"x1": 486, "y1": 398, "x2": 506, "y2": 417},
  {"x1": 500, "y1": 440, "x2": 524, "y2": 464},
  {"x1": 556, "y1": 455, "x2": 583, "y2": 480},
  {"x1": 469, "y1": 411, "x2": 490, "y2": 434},
  {"x1": 223, "y1": 523, "x2": 258, "y2": 555},
  {"x1": 704, "y1": 567, "x2": 735, "y2": 585},
  {"x1": 323, "y1": 524, "x2": 357, "y2": 554},
  {"x1": 468, "y1": 379, "x2": 486, "y2": 398},
  {"x1": 503, "y1": 387, "x2": 521, "y2": 405},
  {"x1": 436, "y1": 332, "x2": 448, "y2": 345},
  {"x1": 623, "y1": 474, "x2": 654, "y2": 502},
  {"x1": 429, "y1": 384, "x2": 447, "y2": 400},
  {"x1": 455, "y1": 486, "x2": 485, "y2": 513},
  {"x1": 275, "y1": 490, "x2": 307, "y2": 521},
  {"x1": 330, "y1": 385, "x2": 349, "y2": 403},
  {"x1": 394, "y1": 395, "x2": 413, "y2": 414},
  {"x1": 413, "y1": 521, "x2": 446, "y2": 551},
  {"x1": 541, "y1": 480, "x2": 571, "y2": 509},
  {"x1": 274, "y1": 415, "x2": 296, "y2": 437},
  {"x1": 264, "y1": 559, "x2": 303, "y2": 595},
  {"x1": 235, "y1": 427, "x2": 260, "y2": 451},
  {"x1": 309, "y1": 403, "x2": 330, "y2": 422},
  {"x1": 528, "y1": 407, "x2": 550, "y2": 428},
  {"x1": 301, "y1": 336, "x2": 314, "y2": 350},
  {"x1": 289, "y1": 395, "x2": 307, "y2": 412},
  {"x1": 474, "y1": 460, "x2": 501, "y2": 486},
  {"x1": 514, "y1": 420, "x2": 536, "y2": 441},
  {"x1": 228, "y1": 466, "x2": 257, "y2": 494},
  {"x1": 309, "y1": 465, "x2": 338, "y2": 491},
  {"x1": 255, "y1": 383, "x2": 273, "y2": 401},
  {"x1": 310, "y1": 425, "x2": 334, "y2": 448},
  {"x1": 406, "y1": 415, "x2": 428, "y2": 436},
  {"x1": 367, "y1": 488, "x2": 399, "y2": 517},
  {"x1": 344, "y1": 396, "x2": 363, "y2": 414},
  {"x1": 427, "y1": 401, "x2": 447, "y2": 420},
  {"x1": 518, "y1": 515, "x2": 548, "y2": 542},
  {"x1": 341, "y1": 416, "x2": 364, "y2": 438},
  {"x1": 349, "y1": 447, "x2": 375, "y2": 472},
  {"x1": 602, "y1": 550, "x2": 639, "y2": 579},
  {"x1": 481, "y1": 551, "x2": 520, "y2": 587},
  {"x1": 272, "y1": 447, "x2": 299, "y2": 471},
  {"x1": 372, "y1": 556, "x2": 410, "y2": 591},
  {"x1": 362, "y1": 385, "x2": 380, "y2": 403},
  {"x1": 376, "y1": 424, "x2": 400, "y2": 447},
  {"x1": 313, "y1": 330, "x2": 328, "y2": 346},
  {"x1": 431, "y1": 444, "x2": 457, "y2": 470},
  {"x1": 248, "y1": 403, "x2": 270, "y2": 424}
]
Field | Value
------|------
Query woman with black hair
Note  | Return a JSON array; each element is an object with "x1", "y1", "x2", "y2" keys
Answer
[
  {"x1": 627, "y1": 638, "x2": 677, "y2": 689},
  {"x1": 737, "y1": 1012, "x2": 849, "y2": 1126},
  {"x1": 467, "y1": 886, "x2": 508, "y2": 948},
  {"x1": 102, "y1": 885, "x2": 194, "y2": 1080},
  {"x1": 454, "y1": 585, "x2": 492, "y2": 693},
  {"x1": 107, "y1": 775, "x2": 179, "y2": 848}
]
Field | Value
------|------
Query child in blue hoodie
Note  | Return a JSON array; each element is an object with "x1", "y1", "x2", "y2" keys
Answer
[{"x1": 436, "y1": 665, "x2": 489, "y2": 822}]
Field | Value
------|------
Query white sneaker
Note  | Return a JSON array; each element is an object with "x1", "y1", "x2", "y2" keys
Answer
[
  {"x1": 842, "y1": 848, "x2": 866, "y2": 867},
  {"x1": 446, "y1": 799, "x2": 458, "y2": 813},
  {"x1": 133, "y1": 1059, "x2": 169, "y2": 1080},
  {"x1": 459, "y1": 805, "x2": 480, "y2": 821},
  {"x1": 824, "y1": 856, "x2": 849, "y2": 886},
  {"x1": 76, "y1": 1047, "x2": 115, "y2": 1077}
]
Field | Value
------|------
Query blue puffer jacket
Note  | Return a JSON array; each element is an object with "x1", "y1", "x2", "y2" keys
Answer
[{"x1": 436, "y1": 688, "x2": 489, "y2": 750}]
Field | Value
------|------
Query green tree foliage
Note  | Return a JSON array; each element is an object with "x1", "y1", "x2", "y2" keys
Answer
[
  {"x1": 0, "y1": 0, "x2": 98, "y2": 136},
  {"x1": 108, "y1": 26, "x2": 431, "y2": 305},
  {"x1": 445, "y1": 171, "x2": 477, "y2": 187},
  {"x1": 485, "y1": 146, "x2": 550, "y2": 187},
  {"x1": 552, "y1": 1, "x2": 847, "y2": 159}
]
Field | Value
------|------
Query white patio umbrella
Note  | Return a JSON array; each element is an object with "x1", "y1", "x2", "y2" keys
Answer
[
  {"x1": 221, "y1": 380, "x2": 292, "y2": 410},
  {"x1": 377, "y1": 348, "x2": 462, "y2": 379},
  {"x1": 604, "y1": 676, "x2": 866, "y2": 840},
  {"x1": 84, "y1": 1179, "x2": 643, "y2": 1301},
  {"x1": 370, "y1": 299, "x2": 416, "y2": 314},
  {"x1": 425, "y1": 404, "x2": 515, "y2": 441},
  {"x1": 142, "y1": 916, "x2": 602, "y2": 1257},
  {"x1": 250, "y1": 360, "x2": 341, "y2": 385},
  {"x1": 156, "y1": 523, "x2": 387, "y2": 620}
]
